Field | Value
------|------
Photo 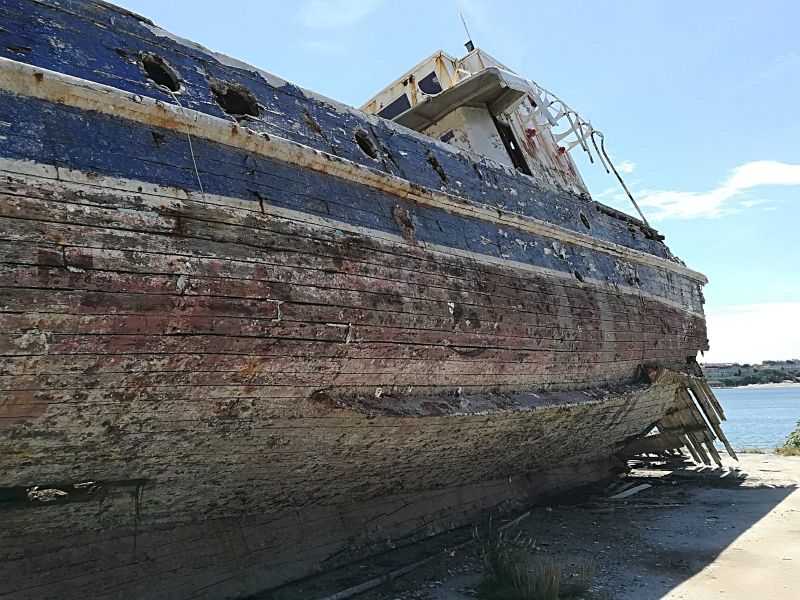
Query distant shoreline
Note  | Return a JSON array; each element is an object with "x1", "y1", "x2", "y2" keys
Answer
[
  {"x1": 744, "y1": 381, "x2": 800, "y2": 388},
  {"x1": 702, "y1": 361, "x2": 800, "y2": 389},
  {"x1": 711, "y1": 381, "x2": 800, "y2": 389}
]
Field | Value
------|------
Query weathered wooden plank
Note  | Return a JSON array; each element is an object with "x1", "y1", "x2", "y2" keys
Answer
[
  {"x1": 0, "y1": 169, "x2": 708, "y2": 314},
  {"x1": 0, "y1": 197, "x2": 699, "y2": 316},
  {"x1": 0, "y1": 279, "x2": 701, "y2": 352},
  {"x1": 0, "y1": 312, "x2": 700, "y2": 357}
]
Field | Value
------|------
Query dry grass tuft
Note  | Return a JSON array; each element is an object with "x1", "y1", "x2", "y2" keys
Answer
[{"x1": 477, "y1": 532, "x2": 596, "y2": 599}]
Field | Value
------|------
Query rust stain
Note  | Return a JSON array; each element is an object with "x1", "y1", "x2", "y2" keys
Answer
[
  {"x1": 0, "y1": 391, "x2": 50, "y2": 430},
  {"x1": 238, "y1": 356, "x2": 265, "y2": 379}
]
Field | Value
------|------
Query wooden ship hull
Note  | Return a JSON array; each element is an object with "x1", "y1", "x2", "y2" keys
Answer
[{"x1": 0, "y1": 1, "x2": 732, "y2": 598}]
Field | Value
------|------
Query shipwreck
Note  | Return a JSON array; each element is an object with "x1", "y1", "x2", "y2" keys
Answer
[{"x1": 0, "y1": 1, "x2": 734, "y2": 598}]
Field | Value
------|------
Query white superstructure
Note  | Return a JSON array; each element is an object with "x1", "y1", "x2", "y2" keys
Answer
[{"x1": 363, "y1": 48, "x2": 615, "y2": 197}]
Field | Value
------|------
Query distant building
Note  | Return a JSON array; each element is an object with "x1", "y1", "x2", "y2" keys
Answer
[
  {"x1": 701, "y1": 359, "x2": 800, "y2": 379},
  {"x1": 761, "y1": 359, "x2": 800, "y2": 372},
  {"x1": 702, "y1": 363, "x2": 753, "y2": 378}
]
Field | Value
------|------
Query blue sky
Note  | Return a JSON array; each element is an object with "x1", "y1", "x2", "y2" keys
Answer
[{"x1": 117, "y1": 0, "x2": 799, "y2": 363}]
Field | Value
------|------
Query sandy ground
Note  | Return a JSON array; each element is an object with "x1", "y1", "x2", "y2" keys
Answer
[
  {"x1": 661, "y1": 455, "x2": 800, "y2": 600},
  {"x1": 261, "y1": 454, "x2": 800, "y2": 600}
]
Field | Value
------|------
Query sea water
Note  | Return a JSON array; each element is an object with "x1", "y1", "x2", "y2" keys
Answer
[{"x1": 713, "y1": 385, "x2": 800, "y2": 451}]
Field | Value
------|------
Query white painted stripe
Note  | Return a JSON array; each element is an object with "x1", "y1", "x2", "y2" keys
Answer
[
  {"x1": 0, "y1": 57, "x2": 708, "y2": 285},
  {"x1": 0, "y1": 158, "x2": 706, "y2": 319}
]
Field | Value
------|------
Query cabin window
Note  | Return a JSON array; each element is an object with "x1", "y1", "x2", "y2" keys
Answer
[
  {"x1": 418, "y1": 71, "x2": 443, "y2": 95},
  {"x1": 377, "y1": 93, "x2": 411, "y2": 120},
  {"x1": 492, "y1": 117, "x2": 532, "y2": 176},
  {"x1": 140, "y1": 53, "x2": 180, "y2": 92}
]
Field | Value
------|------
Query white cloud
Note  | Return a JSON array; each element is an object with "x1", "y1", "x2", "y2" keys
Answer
[
  {"x1": 617, "y1": 160, "x2": 636, "y2": 174},
  {"x1": 299, "y1": 39, "x2": 349, "y2": 56},
  {"x1": 703, "y1": 302, "x2": 800, "y2": 364},
  {"x1": 298, "y1": 0, "x2": 383, "y2": 30},
  {"x1": 593, "y1": 185, "x2": 621, "y2": 201},
  {"x1": 761, "y1": 52, "x2": 800, "y2": 81},
  {"x1": 633, "y1": 160, "x2": 800, "y2": 221},
  {"x1": 738, "y1": 199, "x2": 767, "y2": 208}
]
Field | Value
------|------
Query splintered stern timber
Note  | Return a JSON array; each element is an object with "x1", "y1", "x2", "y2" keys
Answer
[{"x1": 0, "y1": 1, "x2": 732, "y2": 598}]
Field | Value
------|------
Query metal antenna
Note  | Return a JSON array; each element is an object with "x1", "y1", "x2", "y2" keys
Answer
[{"x1": 459, "y1": 12, "x2": 475, "y2": 52}]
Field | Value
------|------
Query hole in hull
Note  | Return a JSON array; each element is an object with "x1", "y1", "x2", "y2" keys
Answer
[
  {"x1": 209, "y1": 79, "x2": 260, "y2": 118},
  {"x1": 140, "y1": 52, "x2": 180, "y2": 92},
  {"x1": 354, "y1": 129, "x2": 378, "y2": 159},
  {"x1": 303, "y1": 109, "x2": 324, "y2": 137},
  {"x1": 425, "y1": 149, "x2": 448, "y2": 183}
]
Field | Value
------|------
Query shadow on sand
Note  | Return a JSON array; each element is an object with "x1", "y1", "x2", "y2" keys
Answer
[
  {"x1": 255, "y1": 457, "x2": 798, "y2": 599},
  {"x1": 593, "y1": 461, "x2": 797, "y2": 599}
]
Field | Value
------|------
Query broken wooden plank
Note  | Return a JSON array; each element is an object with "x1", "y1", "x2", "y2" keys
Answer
[{"x1": 609, "y1": 483, "x2": 653, "y2": 499}]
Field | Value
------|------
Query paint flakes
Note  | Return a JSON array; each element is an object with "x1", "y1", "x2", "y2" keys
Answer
[
  {"x1": 551, "y1": 241, "x2": 568, "y2": 260},
  {"x1": 27, "y1": 487, "x2": 68, "y2": 503}
]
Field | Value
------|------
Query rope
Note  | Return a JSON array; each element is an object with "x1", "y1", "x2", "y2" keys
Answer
[
  {"x1": 166, "y1": 89, "x2": 205, "y2": 200},
  {"x1": 595, "y1": 131, "x2": 651, "y2": 228}
]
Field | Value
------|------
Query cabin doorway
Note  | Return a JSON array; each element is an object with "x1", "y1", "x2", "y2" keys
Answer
[{"x1": 492, "y1": 117, "x2": 532, "y2": 175}]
